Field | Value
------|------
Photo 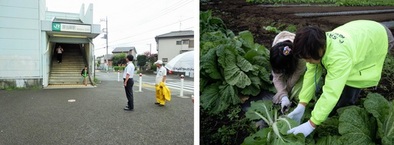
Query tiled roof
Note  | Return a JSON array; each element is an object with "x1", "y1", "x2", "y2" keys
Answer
[
  {"x1": 155, "y1": 30, "x2": 194, "y2": 38},
  {"x1": 112, "y1": 47, "x2": 136, "y2": 53}
]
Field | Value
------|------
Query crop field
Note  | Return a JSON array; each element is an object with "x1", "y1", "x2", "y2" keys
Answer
[{"x1": 200, "y1": 0, "x2": 394, "y2": 144}]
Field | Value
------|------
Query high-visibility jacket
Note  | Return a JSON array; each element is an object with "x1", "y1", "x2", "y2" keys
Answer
[
  {"x1": 158, "y1": 82, "x2": 171, "y2": 101},
  {"x1": 299, "y1": 20, "x2": 388, "y2": 125}
]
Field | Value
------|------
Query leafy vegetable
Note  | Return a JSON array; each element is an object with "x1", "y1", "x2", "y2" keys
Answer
[
  {"x1": 364, "y1": 93, "x2": 394, "y2": 145},
  {"x1": 316, "y1": 136, "x2": 341, "y2": 145},
  {"x1": 243, "y1": 100, "x2": 304, "y2": 145},
  {"x1": 338, "y1": 106, "x2": 376, "y2": 145},
  {"x1": 200, "y1": 11, "x2": 273, "y2": 114}
]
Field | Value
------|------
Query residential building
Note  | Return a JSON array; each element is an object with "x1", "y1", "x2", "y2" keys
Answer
[
  {"x1": 0, "y1": 0, "x2": 100, "y2": 88},
  {"x1": 97, "y1": 54, "x2": 113, "y2": 69},
  {"x1": 155, "y1": 30, "x2": 194, "y2": 63},
  {"x1": 112, "y1": 46, "x2": 137, "y2": 57}
]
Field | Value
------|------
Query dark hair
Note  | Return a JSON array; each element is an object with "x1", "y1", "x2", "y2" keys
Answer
[
  {"x1": 126, "y1": 55, "x2": 134, "y2": 61},
  {"x1": 270, "y1": 40, "x2": 298, "y2": 75},
  {"x1": 293, "y1": 26, "x2": 326, "y2": 60}
]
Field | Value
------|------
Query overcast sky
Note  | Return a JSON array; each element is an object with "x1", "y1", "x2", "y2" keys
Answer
[{"x1": 46, "y1": 0, "x2": 195, "y2": 57}]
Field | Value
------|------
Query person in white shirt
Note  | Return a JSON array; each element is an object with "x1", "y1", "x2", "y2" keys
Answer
[
  {"x1": 56, "y1": 46, "x2": 64, "y2": 63},
  {"x1": 154, "y1": 60, "x2": 167, "y2": 106},
  {"x1": 123, "y1": 55, "x2": 135, "y2": 111}
]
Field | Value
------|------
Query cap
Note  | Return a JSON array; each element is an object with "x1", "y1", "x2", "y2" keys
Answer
[{"x1": 154, "y1": 60, "x2": 163, "y2": 64}]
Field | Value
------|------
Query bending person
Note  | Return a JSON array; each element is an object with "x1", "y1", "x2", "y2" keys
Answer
[
  {"x1": 287, "y1": 20, "x2": 394, "y2": 137},
  {"x1": 270, "y1": 31, "x2": 306, "y2": 113}
]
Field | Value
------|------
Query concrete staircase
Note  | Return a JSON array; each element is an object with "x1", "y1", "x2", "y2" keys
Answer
[{"x1": 49, "y1": 44, "x2": 88, "y2": 85}]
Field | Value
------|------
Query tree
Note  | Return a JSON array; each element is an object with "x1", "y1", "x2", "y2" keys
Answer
[
  {"x1": 112, "y1": 53, "x2": 126, "y2": 66},
  {"x1": 137, "y1": 55, "x2": 147, "y2": 71}
]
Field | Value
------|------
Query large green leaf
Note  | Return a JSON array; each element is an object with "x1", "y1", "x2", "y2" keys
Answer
[
  {"x1": 244, "y1": 50, "x2": 259, "y2": 62},
  {"x1": 219, "y1": 83, "x2": 240, "y2": 105},
  {"x1": 316, "y1": 136, "x2": 342, "y2": 145},
  {"x1": 259, "y1": 67, "x2": 271, "y2": 83},
  {"x1": 201, "y1": 48, "x2": 221, "y2": 80},
  {"x1": 338, "y1": 106, "x2": 376, "y2": 145},
  {"x1": 241, "y1": 84, "x2": 260, "y2": 96},
  {"x1": 218, "y1": 46, "x2": 251, "y2": 88},
  {"x1": 382, "y1": 101, "x2": 394, "y2": 145},
  {"x1": 276, "y1": 117, "x2": 299, "y2": 135},
  {"x1": 199, "y1": 78, "x2": 207, "y2": 93},
  {"x1": 217, "y1": 44, "x2": 237, "y2": 68},
  {"x1": 200, "y1": 83, "x2": 222, "y2": 112},
  {"x1": 364, "y1": 93, "x2": 391, "y2": 138},
  {"x1": 237, "y1": 55, "x2": 253, "y2": 72},
  {"x1": 315, "y1": 116, "x2": 340, "y2": 138},
  {"x1": 223, "y1": 64, "x2": 251, "y2": 88},
  {"x1": 245, "y1": 100, "x2": 274, "y2": 124},
  {"x1": 242, "y1": 128, "x2": 270, "y2": 145},
  {"x1": 239, "y1": 31, "x2": 255, "y2": 52},
  {"x1": 241, "y1": 75, "x2": 262, "y2": 96},
  {"x1": 200, "y1": 83, "x2": 240, "y2": 114}
]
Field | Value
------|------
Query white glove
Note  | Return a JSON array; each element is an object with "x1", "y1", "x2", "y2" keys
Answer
[
  {"x1": 287, "y1": 104, "x2": 305, "y2": 124},
  {"x1": 287, "y1": 121, "x2": 315, "y2": 137},
  {"x1": 281, "y1": 96, "x2": 291, "y2": 113}
]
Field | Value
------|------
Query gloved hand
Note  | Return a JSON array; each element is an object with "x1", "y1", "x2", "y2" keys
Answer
[
  {"x1": 287, "y1": 121, "x2": 315, "y2": 137},
  {"x1": 287, "y1": 104, "x2": 305, "y2": 124},
  {"x1": 281, "y1": 96, "x2": 291, "y2": 113}
]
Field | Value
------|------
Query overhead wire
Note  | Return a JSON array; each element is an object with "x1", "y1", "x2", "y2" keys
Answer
[{"x1": 95, "y1": 16, "x2": 193, "y2": 48}]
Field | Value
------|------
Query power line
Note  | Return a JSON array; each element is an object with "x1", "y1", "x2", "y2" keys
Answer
[
  {"x1": 109, "y1": 0, "x2": 193, "y2": 33},
  {"x1": 99, "y1": 17, "x2": 193, "y2": 46}
]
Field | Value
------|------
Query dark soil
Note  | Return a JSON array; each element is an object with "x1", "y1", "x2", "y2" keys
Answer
[{"x1": 201, "y1": 0, "x2": 394, "y2": 45}]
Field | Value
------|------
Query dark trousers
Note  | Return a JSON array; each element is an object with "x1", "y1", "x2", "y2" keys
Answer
[
  {"x1": 124, "y1": 78, "x2": 134, "y2": 109},
  {"x1": 329, "y1": 85, "x2": 361, "y2": 116},
  {"x1": 57, "y1": 53, "x2": 63, "y2": 63}
]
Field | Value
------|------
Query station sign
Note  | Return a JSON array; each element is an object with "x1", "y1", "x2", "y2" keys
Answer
[{"x1": 52, "y1": 22, "x2": 91, "y2": 33}]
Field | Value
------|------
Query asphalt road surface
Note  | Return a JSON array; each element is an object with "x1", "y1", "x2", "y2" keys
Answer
[{"x1": 0, "y1": 71, "x2": 194, "y2": 145}]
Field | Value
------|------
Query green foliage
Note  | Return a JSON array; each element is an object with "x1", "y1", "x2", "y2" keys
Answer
[
  {"x1": 264, "y1": 26, "x2": 281, "y2": 34},
  {"x1": 245, "y1": 0, "x2": 394, "y2": 6},
  {"x1": 96, "y1": 60, "x2": 100, "y2": 68},
  {"x1": 338, "y1": 106, "x2": 376, "y2": 145},
  {"x1": 113, "y1": 66, "x2": 126, "y2": 72},
  {"x1": 112, "y1": 53, "x2": 127, "y2": 66},
  {"x1": 363, "y1": 93, "x2": 394, "y2": 145},
  {"x1": 136, "y1": 55, "x2": 147, "y2": 67},
  {"x1": 200, "y1": 10, "x2": 227, "y2": 34},
  {"x1": 315, "y1": 136, "x2": 341, "y2": 145},
  {"x1": 200, "y1": 11, "x2": 274, "y2": 114},
  {"x1": 285, "y1": 24, "x2": 297, "y2": 33},
  {"x1": 200, "y1": 106, "x2": 254, "y2": 145},
  {"x1": 243, "y1": 100, "x2": 304, "y2": 145},
  {"x1": 370, "y1": 55, "x2": 394, "y2": 100},
  {"x1": 242, "y1": 93, "x2": 394, "y2": 145},
  {"x1": 336, "y1": 0, "x2": 394, "y2": 6},
  {"x1": 93, "y1": 77, "x2": 100, "y2": 84}
]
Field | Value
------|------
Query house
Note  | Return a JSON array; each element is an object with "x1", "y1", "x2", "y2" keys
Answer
[
  {"x1": 155, "y1": 30, "x2": 194, "y2": 63},
  {"x1": 112, "y1": 47, "x2": 137, "y2": 57},
  {"x1": 97, "y1": 54, "x2": 113, "y2": 69}
]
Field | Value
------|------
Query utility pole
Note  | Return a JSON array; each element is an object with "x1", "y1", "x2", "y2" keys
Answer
[
  {"x1": 147, "y1": 43, "x2": 151, "y2": 56},
  {"x1": 106, "y1": 16, "x2": 108, "y2": 72},
  {"x1": 101, "y1": 17, "x2": 109, "y2": 72}
]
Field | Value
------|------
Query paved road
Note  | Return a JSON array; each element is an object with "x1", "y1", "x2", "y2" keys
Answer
[
  {"x1": 0, "y1": 71, "x2": 194, "y2": 145},
  {"x1": 97, "y1": 71, "x2": 194, "y2": 98}
]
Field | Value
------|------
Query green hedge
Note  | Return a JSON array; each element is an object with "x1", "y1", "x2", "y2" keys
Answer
[{"x1": 113, "y1": 66, "x2": 125, "y2": 72}]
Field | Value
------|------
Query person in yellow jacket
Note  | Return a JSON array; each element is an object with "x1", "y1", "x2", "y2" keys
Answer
[
  {"x1": 154, "y1": 60, "x2": 167, "y2": 106},
  {"x1": 287, "y1": 20, "x2": 394, "y2": 137}
]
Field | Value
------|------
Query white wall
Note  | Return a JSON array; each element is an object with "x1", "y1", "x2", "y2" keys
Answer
[
  {"x1": 0, "y1": 0, "x2": 41, "y2": 78},
  {"x1": 157, "y1": 36, "x2": 194, "y2": 63}
]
